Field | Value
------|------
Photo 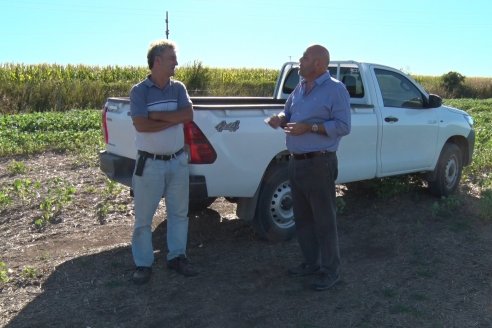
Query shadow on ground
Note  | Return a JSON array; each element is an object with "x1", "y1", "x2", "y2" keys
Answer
[{"x1": 5, "y1": 193, "x2": 492, "y2": 328}]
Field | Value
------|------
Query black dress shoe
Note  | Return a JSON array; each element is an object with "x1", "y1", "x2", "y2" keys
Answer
[
  {"x1": 167, "y1": 255, "x2": 198, "y2": 277},
  {"x1": 132, "y1": 266, "x2": 152, "y2": 285},
  {"x1": 288, "y1": 263, "x2": 320, "y2": 277},
  {"x1": 311, "y1": 272, "x2": 340, "y2": 291}
]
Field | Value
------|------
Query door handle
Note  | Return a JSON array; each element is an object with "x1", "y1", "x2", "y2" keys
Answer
[{"x1": 384, "y1": 116, "x2": 399, "y2": 123}]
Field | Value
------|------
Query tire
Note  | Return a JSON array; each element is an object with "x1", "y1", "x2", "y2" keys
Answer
[
  {"x1": 253, "y1": 163, "x2": 295, "y2": 242},
  {"x1": 188, "y1": 197, "x2": 217, "y2": 213},
  {"x1": 428, "y1": 143, "x2": 463, "y2": 197}
]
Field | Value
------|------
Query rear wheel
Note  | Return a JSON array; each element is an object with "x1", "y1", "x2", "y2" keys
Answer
[
  {"x1": 253, "y1": 163, "x2": 295, "y2": 242},
  {"x1": 428, "y1": 143, "x2": 463, "y2": 197}
]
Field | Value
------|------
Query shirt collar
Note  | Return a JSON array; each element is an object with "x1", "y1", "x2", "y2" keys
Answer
[
  {"x1": 301, "y1": 71, "x2": 331, "y2": 86},
  {"x1": 143, "y1": 75, "x2": 172, "y2": 88},
  {"x1": 143, "y1": 75, "x2": 154, "y2": 87}
]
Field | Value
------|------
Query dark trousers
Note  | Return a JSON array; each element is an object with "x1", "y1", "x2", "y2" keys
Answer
[{"x1": 288, "y1": 152, "x2": 340, "y2": 275}]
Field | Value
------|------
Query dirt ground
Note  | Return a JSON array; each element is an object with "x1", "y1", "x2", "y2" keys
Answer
[{"x1": 1, "y1": 152, "x2": 492, "y2": 328}]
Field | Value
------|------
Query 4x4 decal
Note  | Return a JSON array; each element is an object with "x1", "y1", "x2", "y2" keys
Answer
[{"x1": 215, "y1": 120, "x2": 240, "y2": 132}]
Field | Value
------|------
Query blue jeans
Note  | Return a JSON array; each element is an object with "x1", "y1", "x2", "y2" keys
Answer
[{"x1": 131, "y1": 152, "x2": 190, "y2": 267}]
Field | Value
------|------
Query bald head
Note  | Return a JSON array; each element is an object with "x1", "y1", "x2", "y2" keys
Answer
[
  {"x1": 307, "y1": 45, "x2": 330, "y2": 67},
  {"x1": 299, "y1": 44, "x2": 331, "y2": 80}
]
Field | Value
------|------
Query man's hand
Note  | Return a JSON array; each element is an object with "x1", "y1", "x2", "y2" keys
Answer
[
  {"x1": 265, "y1": 114, "x2": 284, "y2": 129},
  {"x1": 284, "y1": 122, "x2": 311, "y2": 135}
]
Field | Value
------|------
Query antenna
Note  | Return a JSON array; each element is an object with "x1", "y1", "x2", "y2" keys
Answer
[{"x1": 165, "y1": 11, "x2": 169, "y2": 39}]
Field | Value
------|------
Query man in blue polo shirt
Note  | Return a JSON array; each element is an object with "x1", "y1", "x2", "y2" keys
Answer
[
  {"x1": 267, "y1": 44, "x2": 351, "y2": 291},
  {"x1": 130, "y1": 40, "x2": 196, "y2": 285}
]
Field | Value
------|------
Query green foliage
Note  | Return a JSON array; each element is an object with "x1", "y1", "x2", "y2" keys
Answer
[
  {"x1": 0, "y1": 261, "x2": 9, "y2": 283},
  {"x1": 478, "y1": 189, "x2": 492, "y2": 221},
  {"x1": 203, "y1": 67, "x2": 277, "y2": 96},
  {"x1": 2, "y1": 63, "x2": 490, "y2": 113},
  {"x1": 368, "y1": 175, "x2": 421, "y2": 199},
  {"x1": 21, "y1": 266, "x2": 39, "y2": 280},
  {"x1": 0, "y1": 190, "x2": 12, "y2": 209},
  {"x1": 12, "y1": 178, "x2": 39, "y2": 204},
  {"x1": 0, "y1": 171, "x2": 75, "y2": 229},
  {"x1": 0, "y1": 109, "x2": 103, "y2": 156},
  {"x1": 6, "y1": 160, "x2": 28, "y2": 175},
  {"x1": 410, "y1": 74, "x2": 491, "y2": 99},
  {"x1": 0, "y1": 63, "x2": 279, "y2": 113},
  {"x1": 96, "y1": 178, "x2": 126, "y2": 223},
  {"x1": 441, "y1": 71, "x2": 465, "y2": 93},
  {"x1": 176, "y1": 60, "x2": 211, "y2": 95},
  {"x1": 444, "y1": 99, "x2": 492, "y2": 188},
  {"x1": 431, "y1": 195, "x2": 462, "y2": 217},
  {"x1": 35, "y1": 178, "x2": 76, "y2": 229},
  {"x1": 1, "y1": 178, "x2": 39, "y2": 209}
]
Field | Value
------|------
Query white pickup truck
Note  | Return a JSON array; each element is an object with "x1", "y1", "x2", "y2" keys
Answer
[{"x1": 99, "y1": 61, "x2": 475, "y2": 241}]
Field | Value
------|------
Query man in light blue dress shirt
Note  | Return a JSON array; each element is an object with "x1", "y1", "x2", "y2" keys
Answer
[{"x1": 267, "y1": 44, "x2": 351, "y2": 291}]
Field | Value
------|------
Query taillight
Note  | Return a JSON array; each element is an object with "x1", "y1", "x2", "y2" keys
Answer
[
  {"x1": 101, "y1": 105, "x2": 109, "y2": 144},
  {"x1": 184, "y1": 122, "x2": 217, "y2": 164}
]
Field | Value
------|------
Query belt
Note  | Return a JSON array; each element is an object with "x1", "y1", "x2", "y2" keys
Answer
[
  {"x1": 138, "y1": 148, "x2": 184, "y2": 161},
  {"x1": 291, "y1": 150, "x2": 333, "y2": 160}
]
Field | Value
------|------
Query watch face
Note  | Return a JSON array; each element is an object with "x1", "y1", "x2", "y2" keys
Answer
[{"x1": 312, "y1": 124, "x2": 318, "y2": 132}]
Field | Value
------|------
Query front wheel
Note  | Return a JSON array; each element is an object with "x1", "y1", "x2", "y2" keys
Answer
[
  {"x1": 428, "y1": 143, "x2": 463, "y2": 197},
  {"x1": 253, "y1": 163, "x2": 295, "y2": 242}
]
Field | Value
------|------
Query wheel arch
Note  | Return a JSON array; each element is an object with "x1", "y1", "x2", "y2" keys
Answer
[
  {"x1": 428, "y1": 136, "x2": 467, "y2": 182},
  {"x1": 427, "y1": 141, "x2": 463, "y2": 196},
  {"x1": 235, "y1": 150, "x2": 290, "y2": 223},
  {"x1": 447, "y1": 135, "x2": 470, "y2": 166}
]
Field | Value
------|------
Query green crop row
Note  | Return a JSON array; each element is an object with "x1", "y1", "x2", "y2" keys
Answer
[
  {"x1": 0, "y1": 100, "x2": 490, "y2": 189},
  {"x1": 444, "y1": 99, "x2": 492, "y2": 188},
  {"x1": 0, "y1": 110, "x2": 103, "y2": 157}
]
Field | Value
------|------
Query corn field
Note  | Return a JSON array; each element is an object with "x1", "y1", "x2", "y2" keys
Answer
[{"x1": 0, "y1": 63, "x2": 491, "y2": 114}]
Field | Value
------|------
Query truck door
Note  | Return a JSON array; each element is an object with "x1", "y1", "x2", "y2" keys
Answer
[
  {"x1": 336, "y1": 66, "x2": 378, "y2": 183},
  {"x1": 373, "y1": 68, "x2": 439, "y2": 175}
]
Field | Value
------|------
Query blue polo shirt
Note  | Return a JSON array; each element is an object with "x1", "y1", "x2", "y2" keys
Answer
[
  {"x1": 130, "y1": 76, "x2": 192, "y2": 154},
  {"x1": 282, "y1": 71, "x2": 351, "y2": 153}
]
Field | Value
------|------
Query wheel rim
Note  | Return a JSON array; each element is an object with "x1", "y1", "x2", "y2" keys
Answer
[
  {"x1": 269, "y1": 181, "x2": 294, "y2": 229},
  {"x1": 444, "y1": 155, "x2": 459, "y2": 189}
]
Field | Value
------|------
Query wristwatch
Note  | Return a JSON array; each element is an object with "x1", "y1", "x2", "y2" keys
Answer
[{"x1": 311, "y1": 123, "x2": 319, "y2": 133}]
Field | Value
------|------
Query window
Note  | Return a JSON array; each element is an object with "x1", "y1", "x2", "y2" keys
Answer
[
  {"x1": 339, "y1": 67, "x2": 364, "y2": 98},
  {"x1": 282, "y1": 68, "x2": 300, "y2": 95},
  {"x1": 375, "y1": 69, "x2": 424, "y2": 108},
  {"x1": 282, "y1": 66, "x2": 365, "y2": 98}
]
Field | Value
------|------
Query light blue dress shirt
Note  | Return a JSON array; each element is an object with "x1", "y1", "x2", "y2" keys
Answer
[{"x1": 282, "y1": 71, "x2": 351, "y2": 153}]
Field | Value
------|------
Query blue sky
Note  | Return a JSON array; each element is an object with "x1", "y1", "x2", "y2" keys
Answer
[{"x1": 1, "y1": 0, "x2": 491, "y2": 77}]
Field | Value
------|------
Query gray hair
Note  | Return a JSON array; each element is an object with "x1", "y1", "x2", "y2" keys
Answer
[{"x1": 147, "y1": 40, "x2": 177, "y2": 69}]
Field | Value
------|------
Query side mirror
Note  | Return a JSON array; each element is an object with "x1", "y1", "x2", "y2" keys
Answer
[{"x1": 428, "y1": 94, "x2": 442, "y2": 108}]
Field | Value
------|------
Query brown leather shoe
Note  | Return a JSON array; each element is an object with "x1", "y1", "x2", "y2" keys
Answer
[{"x1": 167, "y1": 255, "x2": 198, "y2": 277}]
